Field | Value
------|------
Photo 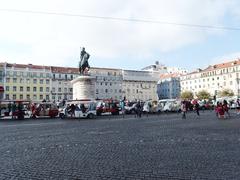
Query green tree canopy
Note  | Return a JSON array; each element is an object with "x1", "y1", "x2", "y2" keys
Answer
[
  {"x1": 180, "y1": 90, "x2": 194, "y2": 100},
  {"x1": 218, "y1": 89, "x2": 234, "y2": 97},
  {"x1": 196, "y1": 90, "x2": 211, "y2": 100}
]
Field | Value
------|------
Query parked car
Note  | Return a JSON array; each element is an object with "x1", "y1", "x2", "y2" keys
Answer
[{"x1": 59, "y1": 99, "x2": 96, "y2": 119}]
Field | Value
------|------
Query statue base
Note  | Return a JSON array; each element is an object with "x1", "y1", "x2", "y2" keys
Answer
[{"x1": 71, "y1": 75, "x2": 96, "y2": 100}]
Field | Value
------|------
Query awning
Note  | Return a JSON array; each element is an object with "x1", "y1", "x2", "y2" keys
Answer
[{"x1": 0, "y1": 86, "x2": 4, "y2": 92}]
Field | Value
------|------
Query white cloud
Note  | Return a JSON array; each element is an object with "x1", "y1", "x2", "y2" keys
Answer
[{"x1": 0, "y1": 0, "x2": 239, "y2": 68}]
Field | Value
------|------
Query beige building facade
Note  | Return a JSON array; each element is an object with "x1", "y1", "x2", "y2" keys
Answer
[{"x1": 0, "y1": 62, "x2": 160, "y2": 102}]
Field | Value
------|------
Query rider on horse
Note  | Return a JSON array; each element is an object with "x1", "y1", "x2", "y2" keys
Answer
[{"x1": 79, "y1": 47, "x2": 90, "y2": 75}]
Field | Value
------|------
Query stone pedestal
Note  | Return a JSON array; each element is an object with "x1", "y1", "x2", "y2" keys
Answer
[{"x1": 71, "y1": 76, "x2": 96, "y2": 100}]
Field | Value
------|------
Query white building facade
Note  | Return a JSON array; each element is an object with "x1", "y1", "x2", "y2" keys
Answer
[
  {"x1": 180, "y1": 60, "x2": 240, "y2": 98},
  {"x1": 122, "y1": 70, "x2": 159, "y2": 101}
]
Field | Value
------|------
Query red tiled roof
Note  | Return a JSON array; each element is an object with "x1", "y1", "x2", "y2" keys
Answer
[
  {"x1": 5, "y1": 63, "x2": 51, "y2": 70},
  {"x1": 184, "y1": 58, "x2": 240, "y2": 76},
  {"x1": 160, "y1": 73, "x2": 182, "y2": 79}
]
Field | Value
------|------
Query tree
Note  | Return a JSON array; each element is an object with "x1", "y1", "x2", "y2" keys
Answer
[
  {"x1": 196, "y1": 90, "x2": 211, "y2": 100},
  {"x1": 218, "y1": 89, "x2": 234, "y2": 97},
  {"x1": 180, "y1": 90, "x2": 194, "y2": 100}
]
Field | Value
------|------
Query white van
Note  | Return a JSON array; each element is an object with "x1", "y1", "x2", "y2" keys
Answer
[{"x1": 59, "y1": 100, "x2": 96, "y2": 119}]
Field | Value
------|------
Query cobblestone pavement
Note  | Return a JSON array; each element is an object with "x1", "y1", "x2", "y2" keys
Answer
[{"x1": 1, "y1": 111, "x2": 240, "y2": 179}]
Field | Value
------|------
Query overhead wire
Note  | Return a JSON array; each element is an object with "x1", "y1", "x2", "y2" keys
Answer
[{"x1": 0, "y1": 8, "x2": 240, "y2": 31}]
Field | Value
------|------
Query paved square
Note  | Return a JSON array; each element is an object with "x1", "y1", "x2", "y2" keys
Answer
[{"x1": 0, "y1": 111, "x2": 240, "y2": 179}]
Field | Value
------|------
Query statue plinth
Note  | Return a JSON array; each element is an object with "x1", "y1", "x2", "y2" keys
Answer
[{"x1": 71, "y1": 75, "x2": 96, "y2": 100}]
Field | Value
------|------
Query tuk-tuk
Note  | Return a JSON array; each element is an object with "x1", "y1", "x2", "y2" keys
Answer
[
  {"x1": 0, "y1": 100, "x2": 31, "y2": 119},
  {"x1": 59, "y1": 99, "x2": 96, "y2": 119},
  {"x1": 32, "y1": 102, "x2": 58, "y2": 118},
  {"x1": 96, "y1": 99, "x2": 120, "y2": 116}
]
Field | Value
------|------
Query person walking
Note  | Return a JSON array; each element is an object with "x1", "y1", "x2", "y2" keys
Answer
[
  {"x1": 223, "y1": 100, "x2": 230, "y2": 118},
  {"x1": 195, "y1": 102, "x2": 200, "y2": 116},
  {"x1": 181, "y1": 101, "x2": 187, "y2": 119}
]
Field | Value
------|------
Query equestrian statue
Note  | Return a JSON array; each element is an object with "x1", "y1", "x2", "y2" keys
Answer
[{"x1": 79, "y1": 47, "x2": 90, "y2": 75}]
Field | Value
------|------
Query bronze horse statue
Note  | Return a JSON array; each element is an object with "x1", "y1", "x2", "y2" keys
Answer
[{"x1": 79, "y1": 48, "x2": 90, "y2": 75}]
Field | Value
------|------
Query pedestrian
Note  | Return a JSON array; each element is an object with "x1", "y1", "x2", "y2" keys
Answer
[
  {"x1": 236, "y1": 99, "x2": 240, "y2": 115},
  {"x1": 217, "y1": 103, "x2": 225, "y2": 119},
  {"x1": 223, "y1": 100, "x2": 230, "y2": 118},
  {"x1": 181, "y1": 101, "x2": 187, "y2": 119},
  {"x1": 70, "y1": 104, "x2": 76, "y2": 117},
  {"x1": 135, "y1": 101, "x2": 142, "y2": 118},
  {"x1": 195, "y1": 102, "x2": 200, "y2": 116},
  {"x1": 11, "y1": 102, "x2": 17, "y2": 119},
  {"x1": 215, "y1": 102, "x2": 219, "y2": 117}
]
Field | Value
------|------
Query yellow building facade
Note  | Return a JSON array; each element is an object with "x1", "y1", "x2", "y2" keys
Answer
[{"x1": 3, "y1": 63, "x2": 52, "y2": 102}]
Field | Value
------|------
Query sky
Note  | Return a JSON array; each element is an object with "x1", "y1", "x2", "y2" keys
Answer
[{"x1": 0, "y1": 0, "x2": 240, "y2": 71}]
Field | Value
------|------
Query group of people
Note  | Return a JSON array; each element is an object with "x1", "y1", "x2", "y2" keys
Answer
[
  {"x1": 214, "y1": 100, "x2": 230, "y2": 119},
  {"x1": 180, "y1": 99, "x2": 236, "y2": 119},
  {"x1": 181, "y1": 100, "x2": 200, "y2": 119}
]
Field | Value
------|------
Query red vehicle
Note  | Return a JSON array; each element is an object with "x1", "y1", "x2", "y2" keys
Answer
[
  {"x1": 32, "y1": 102, "x2": 58, "y2": 118},
  {"x1": 96, "y1": 99, "x2": 121, "y2": 115}
]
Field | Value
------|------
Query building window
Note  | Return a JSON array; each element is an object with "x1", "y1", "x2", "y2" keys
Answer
[
  {"x1": 40, "y1": 79, "x2": 43, "y2": 84},
  {"x1": 13, "y1": 86, "x2": 17, "y2": 91},
  {"x1": 40, "y1": 95, "x2": 43, "y2": 100},
  {"x1": 46, "y1": 79, "x2": 50, "y2": 84},
  {"x1": 13, "y1": 94, "x2": 16, "y2": 100},
  {"x1": 20, "y1": 86, "x2": 23, "y2": 92},
  {"x1": 64, "y1": 88, "x2": 67, "y2": 93},
  {"x1": 40, "y1": 73, "x2": 43, "y2": 78},
  {"x1": 33, "y1": 79, "x2": 37, "y2": 84},
  {"x1": 13, "y1": 78, "x2": 17, "y2": 83},
  {"x1": 6, "y1": 86, "x2": 9, "y2": 91},
  {"x1": 230, "y1": 81, "x2": 233, "y2": 85},
  {"x1": 96, "y1": 89, "x2": 99, "y2": 94},
  {"x1": 20, "y1": 78, "x2": 24, "y2": 83},
  {"x1": 53, "y1": 74, "x2": 56, "y2": 79},
  {"x1": 27, "y1": 79, "x2": 30, "y2": 84},
  {"x1": 20, "y1": 94, "x2": 23, "y2": 100},
  {"x1": 46, "y1": 95, "x2": 49, "y2": 101},
  {"x1": 27, "y1": 94, "x2": 30, "y2": 100},
  {"x1": 65, "y1": 74, "x2": 67, "y2": 80},
  {"x1": 5, "y1": 94, "x2": 9, "y2": 100},
  {"x1": 58, "y1": 74, "x2": 61, "y2": 79},
  {"x1": 71, "y1": 75, "x2": 73, "y2": 80},
  {"x1": 46, "y1": 87, "x2": 49, "y2": 92},
  {"x1": 27, "y1": 87, "x2": 30, "y2": 91},
  {"x1": 105, "y1": 89, "x2": 108, "y2": 93},
  {"x1": 33, "y1": 87, "x2": 37, "y2": 92},
  {"x1": 69, "y1": 88, "x2": 72, "y2": 92},
  {"x1": 58, "y1": 88, "x2": 61, "y2": 92},
  {"x1": 33, "y1": 95, "x2": 37, "y2": 100},
  {"x1": 40, "y1": 87, "x2": 43, "y2": 92}
]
